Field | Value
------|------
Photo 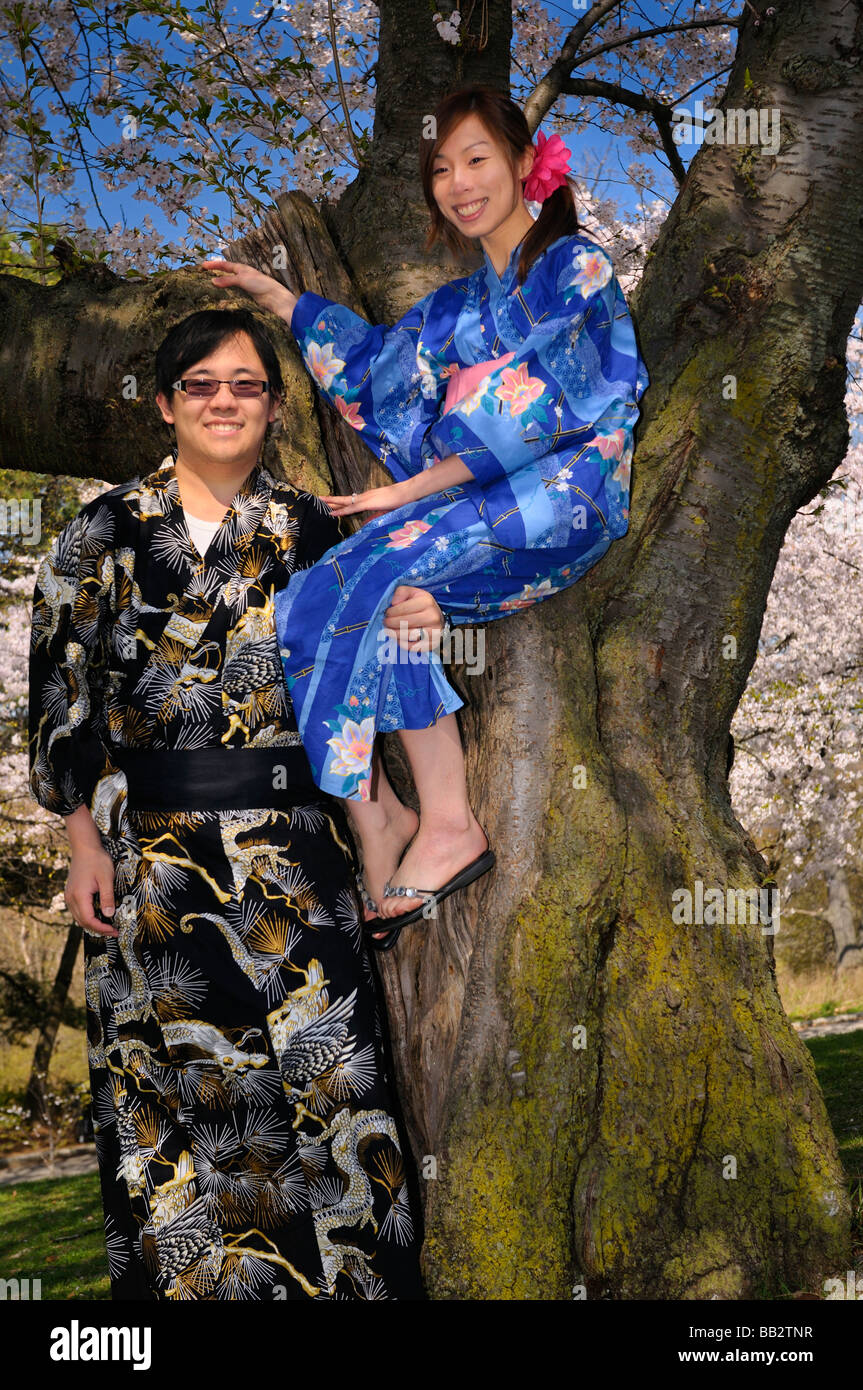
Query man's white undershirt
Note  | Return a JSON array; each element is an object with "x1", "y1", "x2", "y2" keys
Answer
[{"x1": 184, "y1": 509, "x2": 223, "y2": 556}]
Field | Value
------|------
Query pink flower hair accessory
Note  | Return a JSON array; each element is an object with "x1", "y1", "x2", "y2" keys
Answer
[{"x1": 523, "y1": 130, "x2": 572, "y2": 203}]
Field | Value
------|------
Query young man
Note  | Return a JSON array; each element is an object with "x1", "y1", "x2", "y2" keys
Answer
[{"x1": 28, "y1": 307, "x2": 443, "y2": 1300}]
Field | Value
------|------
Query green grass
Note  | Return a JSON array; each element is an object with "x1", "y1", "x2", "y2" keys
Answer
[
  {"x1": 0, "y1": 1171, "x2": 110, "y2": 1300},
  {"x1": 804, "y1": 1031, "x2": 863, "y2": 1293},
  {"x1": 803, "y1": 1029, "x2": 863, "y2": 1179}
]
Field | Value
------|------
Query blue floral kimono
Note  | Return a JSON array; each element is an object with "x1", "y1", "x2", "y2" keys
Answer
[{"x1": 275, "y1": 232, "x2": 649, "y2": 800}]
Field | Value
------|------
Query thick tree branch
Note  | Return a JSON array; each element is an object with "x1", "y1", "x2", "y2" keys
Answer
[{"x1": 523, "y1": 0, "x2": 622, "y2": 130}]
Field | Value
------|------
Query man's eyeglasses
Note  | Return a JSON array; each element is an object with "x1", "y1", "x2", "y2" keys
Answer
[{"x1": 172, "y1": 377, "x2": 271, "y2": 398}]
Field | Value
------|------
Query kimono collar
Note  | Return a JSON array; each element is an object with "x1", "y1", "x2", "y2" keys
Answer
[
  {"x1": 137, "y1": 458, "x2": 278, "y2": 582},
  {"x1": 147, "y1": 458, "x2": 273, "y2": 510},
  {"x1": 481, "y1": 237, "x2": 526, "y2": 289}
]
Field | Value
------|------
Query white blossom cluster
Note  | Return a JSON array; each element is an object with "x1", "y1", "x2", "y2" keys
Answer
[
  {"x1": 433, "y1": 11, "x2": 461, "y2": 45},
  {"x1": 0, "y1": 478, "x2": 110, "y2": 862},
  {"x1": 0, "y1": 0, "x2": 378, "y2": 268},
  {"x1": 0, "y1": 553, "x2": 61, "y2": 861}
]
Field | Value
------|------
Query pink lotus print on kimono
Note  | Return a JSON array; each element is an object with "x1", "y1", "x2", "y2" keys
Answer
[
  {"x1": 499, "y1": 561, "x2": 574, "y2": 611},
  {"x1": 324, "y1": 704, "x2": 375, "y2": 800}
]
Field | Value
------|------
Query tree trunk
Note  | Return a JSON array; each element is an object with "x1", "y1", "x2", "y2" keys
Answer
[
  {"x1": 327, "y1": 0, "x2": 512, "y2": 312},
  {"x1": 825, "y1": 866, "x2": 863, "y2": 974},
  {"x1": 324, "y1": 0, "x2": 859, "y2": 1299},
  {"x1": 1, "y1": 0, "x2": 859, "y2": 1296},
  {"x1": 25, "y1": 922, "x2": 83, "y2": 1121}
]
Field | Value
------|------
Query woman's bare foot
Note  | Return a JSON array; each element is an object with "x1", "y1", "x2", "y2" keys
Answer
[
  {"x1": 349, "y1": 801, "x2": 419, "y2": 933},
  {"x1": 376, "y1": 814, "x2": 489, "y2": 920}
]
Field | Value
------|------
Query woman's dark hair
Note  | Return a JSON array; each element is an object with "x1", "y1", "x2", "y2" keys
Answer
[
  {"x1": 155, "y1": 307, "x2": 284, "y2": 401},
  {"x1": 419, "y1": 85, "x2": 579, "y2": 286}
]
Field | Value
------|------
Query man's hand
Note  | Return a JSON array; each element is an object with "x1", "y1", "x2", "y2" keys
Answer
[
  {"x1": 65, "y1": 849, "x2": 119, "y2": 937},
  {"x1": 63, "y1": 805, "x2": 118, "y2": 938},
  {"x1": 384, "y1": 585, "x2": 446, "y2": 653}
]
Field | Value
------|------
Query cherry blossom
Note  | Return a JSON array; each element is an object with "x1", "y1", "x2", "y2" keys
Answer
[{"x1": 433, "y1": 11, "x2": 461, "y2": 45}]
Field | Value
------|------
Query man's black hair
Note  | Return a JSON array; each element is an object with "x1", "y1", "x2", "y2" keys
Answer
[{"x1": 155, "y1": 307, "x2": 285, "y2": 401}]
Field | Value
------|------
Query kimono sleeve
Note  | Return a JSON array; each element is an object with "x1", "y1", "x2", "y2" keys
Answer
[
  {"x1": 428, "y1": 240, "x2": 649, "y2": 543},
  {"x1": 28, "y1": 504, "x2": 116, "y2": 817},
  {"x1": 290, "y1": 288, "x2": 449, "y2": 481}
]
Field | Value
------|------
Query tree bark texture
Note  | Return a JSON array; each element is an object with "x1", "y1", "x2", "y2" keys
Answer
[{"x1": 825, "y1": 866, "x2": 863, "y2": 973}]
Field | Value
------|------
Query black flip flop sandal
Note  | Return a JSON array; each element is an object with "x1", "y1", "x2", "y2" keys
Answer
[{"x1": 363, "y1": 847, "x2": 496, "y2": 952}]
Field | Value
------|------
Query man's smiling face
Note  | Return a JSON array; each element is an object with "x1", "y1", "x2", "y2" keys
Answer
[{"x1": 156, "y1": 331, "x2": 280, "y2": 470}]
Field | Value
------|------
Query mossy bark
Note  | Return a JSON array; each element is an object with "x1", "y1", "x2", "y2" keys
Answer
[{"x1": 358, "y1": 0, "x2": 862, "y2": 1299}]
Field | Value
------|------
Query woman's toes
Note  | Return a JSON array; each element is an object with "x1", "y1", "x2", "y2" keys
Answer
[{"x1": 378, "y1": 887, "x2": 422, "y2": 920}]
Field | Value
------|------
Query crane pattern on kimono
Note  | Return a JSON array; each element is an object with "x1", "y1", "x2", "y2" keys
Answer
[{"x1": 297, "y1": 1107, "x2": 409, "y2": 1296}]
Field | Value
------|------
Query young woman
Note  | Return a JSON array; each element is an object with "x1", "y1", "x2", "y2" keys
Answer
[{"x1": 203, "y1": 85, "x2": 649, "y2": 951}]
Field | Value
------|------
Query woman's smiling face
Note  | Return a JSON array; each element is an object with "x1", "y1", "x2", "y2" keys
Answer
[{"x1": 431, "y1": 112, "x2": 533, "y2": 240}]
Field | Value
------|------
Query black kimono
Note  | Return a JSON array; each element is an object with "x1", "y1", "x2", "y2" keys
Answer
[{"x1": 28, "y1": 460, "x2": 424, "y2": 1301}]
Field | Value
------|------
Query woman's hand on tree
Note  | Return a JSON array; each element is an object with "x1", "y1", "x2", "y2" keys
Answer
[{"x1": 200, "y1": 259, "x2": 298, "y2": 324}]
